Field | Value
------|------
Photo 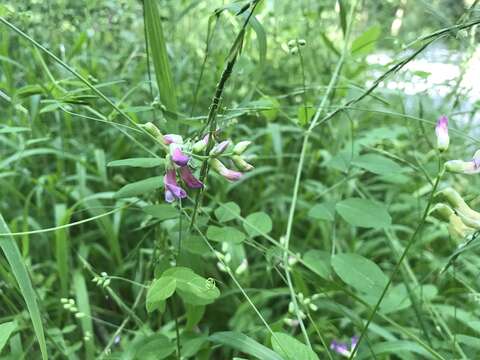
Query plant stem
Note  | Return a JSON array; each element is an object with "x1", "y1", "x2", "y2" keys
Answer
[
  {"x1": 349, "y1": 165, "x2": 444, "y2": 359},
  {"x1": 281, "y1": 0, "x2": 359, "y2": 348}
]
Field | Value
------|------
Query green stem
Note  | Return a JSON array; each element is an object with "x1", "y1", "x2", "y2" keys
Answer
[
  {"x1": 281, "y1": 0, "x2": 359, "y2": 348},
  {"x1": 349, "y1": 167, "x2": 443, "y2": 359}
]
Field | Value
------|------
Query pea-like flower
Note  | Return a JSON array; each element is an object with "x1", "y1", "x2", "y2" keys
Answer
[
  {"x1": 164, "y1": 168, "x2": 187, "y2": 203},
  {"x1": 170, "y1": 145, "x2": 190, "y2": 167},
  {"x1": 210, "y1": 140, "x2": 230, "y2": 156},
  {"x1": 435, "y1": 115, "x2": 449, "y2": 152},
  {"x1": 210, "y1": 158, "x2": 243, "y2": 181},
  {"x1": 330, "y1": 336, "x2": 358, "y2": 358},
  {"x1": 435, "y1": 187, "x2": 480, "y2": 229},
  {"x1": 445, "y1": 150, "x2": 480, "y2": 174},
  {"x1": 179, "y1": 166, "x2": 203, "y2": 189},
  {"x1": 430, "y1": 203, "x2": 475, "y2": 239},
  {"x1": 163, "y1": 134, "x2": 183, "y2": 145}
]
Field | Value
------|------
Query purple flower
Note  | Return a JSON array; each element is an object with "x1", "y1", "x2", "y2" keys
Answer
[
  {"x1": 330, "y1": 336, "x2": 358, "y2": 358},
  {"x1": 435, "y1": 115, "x2": 449, "y2": 152},
  {"x1": 164, "y1": 168, "x2": 187, "y2": 203},
  {"x1": 210, "y1": 158, "x2": 243, "y2": 182},
  {"x1": 180, "y1": 166, "x2": 203, "y2": 189},
  {"x1": 171, "y1": 146, "x2": 190, "y2": 167},
  {"x1": 163, "y1": 134, "x2": 183, "y2": 145}
]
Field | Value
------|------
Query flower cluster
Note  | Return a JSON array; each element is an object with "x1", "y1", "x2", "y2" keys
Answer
[
  {"x1": 143, "y1": 122, "x2": 254, "y2": 203},
  {"x1": 430, "y1": 114, "x2": 480, "y2": 240},
  {"x1": 430, "y1": 187, "x2": 480, "y2": 240},
  {"x1": 434, "y1": 114, "x2": 480, "y2": 174}
]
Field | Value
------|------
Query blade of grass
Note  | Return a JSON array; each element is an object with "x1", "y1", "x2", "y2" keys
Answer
[
  {"x1": 0, "y1": 214, "x2": 48, "y2": 360},
  {"x1": 143, "y1": 0, "x2": 178, "y2": 124},
  {"x1": 54, "y1": 204, "x2": 70, "y2": 297},
  {"x1": 73, "y1": 270, "x2": 95, "y2": 360}
]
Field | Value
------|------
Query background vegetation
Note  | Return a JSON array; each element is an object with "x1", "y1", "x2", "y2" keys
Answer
[{"x1": 1, "y1": 0, "x2": 480, "y2": 359}]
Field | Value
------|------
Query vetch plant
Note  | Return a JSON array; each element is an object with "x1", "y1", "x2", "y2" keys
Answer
[{"x1": 142, "y1": 122, "x2": 254, "y2": 202}]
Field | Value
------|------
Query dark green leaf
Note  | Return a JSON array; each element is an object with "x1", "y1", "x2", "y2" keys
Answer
[
  {"x1": 332, "y1": 253, "x2": 388, "y2": 298},
  {"x1": 215, "y1": 202, "x2": 241, "y2": 223},
  {"x1": 115, "y1": 176, "x2": 163, "y2": 198},
  {"x1": 210, "y1": 332, "x2": 283, "y2": 360},
  {"x1": 207, "y1": 226, "x2": 246, "y2": 244},
  {"x1": 271, "y1": 332, "x2": 319, "y2": 360},
  {"x1": 243, "y1": 212, "x2": 272, "y2": 237},
  {"x1": 107, "y1": 157, "x2": 164, "y2": 168},
  {"x1": 336, "y1": 198, "x2": 391, "y2": 228}
]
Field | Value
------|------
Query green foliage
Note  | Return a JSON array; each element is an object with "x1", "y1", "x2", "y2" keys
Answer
[
  {"x1": 0, "y1": 0, "x2": 479, "y2": 358},
  {"x1": 335, "y1": 198, "x2": 392, "y2": 228},
  {"x1": 271, "y1": 332, "x2": 319, "y2": 360}
]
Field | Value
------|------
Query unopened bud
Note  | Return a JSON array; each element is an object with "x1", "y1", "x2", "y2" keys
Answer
[
  {"x1": 233, "y1": 141, "x2": 251, "y2": 155},
  {"x1": 235, "y1": 259, "x2": 248, "y2": 275},
  {"x1": 449, "y1": 214, "x2": 475, "y2": 239},
  {"x1": 209, "y1": 140, "x2": 230, "y2": 156},
  {"x1": 142, "y1": 122, "x2": 163, "y2": 141},
  {"x1": 232, "y1": 155, "x2": 254, "y2": 172},
  {"x1": 193, "y1": 135, "x2": 209, "y2": 153},
  {"x1": 298, "y1": 39, "x2": 306, "y2": 46},
  {"x1": 287, "y1": 39, "x2": 296, "y2": 48},
  {"x1": 429, "y1": 203, "x2": 454, "y2": 222}
]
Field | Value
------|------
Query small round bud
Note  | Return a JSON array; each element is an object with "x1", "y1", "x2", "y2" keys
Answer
[
  {"x1": 287, "y1": 39, "x2": 296, "y2": 48},
  {"x1": 290, "y1": 47, "x2": 298, "y2": 55},
  {"x1": 298, "y1": 39, "x2": 306, "y2": 46}
]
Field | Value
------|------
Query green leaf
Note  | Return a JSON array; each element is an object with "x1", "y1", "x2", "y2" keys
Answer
[
  {"x1": 215, "y1": 202, "x2": 241, "y2": 223},
  {"x1": 298, "y1": 105, "x2": 315, "y2": 126},
  {"x1": 332, "y1": 253, "x2": 388, "y2": 298},
  {"x1": 303, "y1": 250, "x2": 331, "y2": 279},
  {"x1": 243, "y1": 212, "x2": 272, "y2": 237},
  {"x1": 115, "y1": 176, "x2": 163, "y2": 198},
  {"x1": 338, "y1": 0, "x2": 347, "y2": 36},
  {"x1": 0, "y1": 126, "x2": 30, "y2": 134},
  {"x1": 308, "y1": 202, "x2": 335, "y2": 221},
  {"x1": 210, "y1": 332, "x2": 283, "y2": 360},
  {"x1": 350, "y1": 25, "x2": 381, "y2": 56},
  {"x1": 146, "y1": 276, "x2": 176, "y2": 313},
  {"x1": 144, "y1": 0, "x2": 177, "y2": 119},
  {"x1": 73, "y1": 271, "x2": 95, "y2": 360},
  {"x1": 143, "y1": 204, "x2": 178, "y2": 221},
  {"x1": 352, "y1": 154, "x2": 402, "y2": 175},
  {"x1": 357, "y1": 340, "x2": 436, "y2": 360},
  {"x1": 164, "y1": 267, "x2": 220, "y2": 305},
  {"x1": 107, "y1": 157, "x2": 164, "y2": 168},
  {"x1": 335, "y1": 198, "x2": 391, "y2": 228},
  {"x1": 135, "y1": 334, "x2": 175, "y2": 359},
  {"x1": 271, "y1": 332, "x2": 319, "y2": 360},
  {"x1": 185, "y1": 304, "x2": 206, "y2": 331},
  {"x1": 0, "y1": 215, "x2": 48, "y2": 360},
  {"x1": 0, "y1": 321, "x2": 15, "y2": 352},
  {"x1": 207, "y1": 226, "x2": 246, "y2": 244}
]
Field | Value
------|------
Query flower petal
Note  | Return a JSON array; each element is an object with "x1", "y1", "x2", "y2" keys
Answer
[
  {"x1": 180, "y1": 166, "x2": 203, "y2": 189},
  {"x1": 171, "y1": 146, "x2": 190, "y2": 167}
]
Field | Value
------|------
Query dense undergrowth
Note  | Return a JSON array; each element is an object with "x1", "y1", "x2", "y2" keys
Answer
[{"x1": 1, "y1": 0, "x2": 480, "y2": 359}]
